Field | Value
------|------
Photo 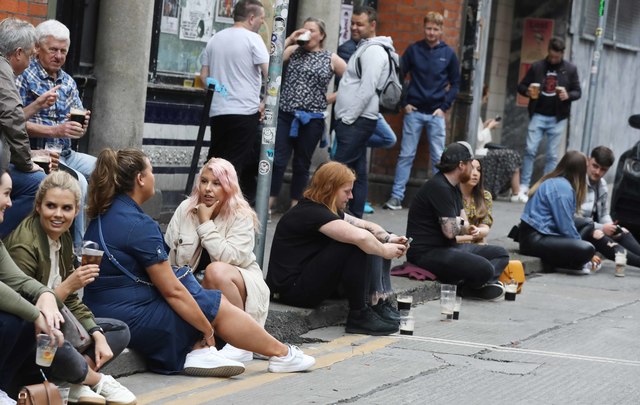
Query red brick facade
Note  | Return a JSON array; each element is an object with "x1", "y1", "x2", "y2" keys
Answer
[
  {"x1": 0, "y1": 0, "x2": 49, "y2": 26},
  {"x1": 373, "y1": 0, "x2": 465, "y2": 178}
]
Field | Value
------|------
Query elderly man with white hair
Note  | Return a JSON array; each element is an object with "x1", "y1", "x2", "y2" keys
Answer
[
  {"x1": 0, "y1": 17, "x2": 53, "y2": 238},
  {"x1": 16, "y1": 19, "x2": 95, "y2": 244}
]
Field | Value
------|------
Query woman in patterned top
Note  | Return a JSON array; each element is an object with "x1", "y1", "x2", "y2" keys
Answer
[
  {"x1": 457, "y1": 159, "x2": 493, "y2": 244},
  {"x1": 269, "y1": 17, "x2": 347, "y2": 213}
]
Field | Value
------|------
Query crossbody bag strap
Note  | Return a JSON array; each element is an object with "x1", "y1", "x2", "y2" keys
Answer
[{"x1": 98, "y1": 216, "x2": 153, "y2": 286}]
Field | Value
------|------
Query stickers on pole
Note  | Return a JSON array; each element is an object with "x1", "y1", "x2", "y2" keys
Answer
[{"x1": 258, "y1": 160, "x2": 271, "y2": 175}]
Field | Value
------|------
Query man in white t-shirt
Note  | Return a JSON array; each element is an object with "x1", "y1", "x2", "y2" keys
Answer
[{"x1": 200, "y1": 0, "x2": 268, "y2": 199}]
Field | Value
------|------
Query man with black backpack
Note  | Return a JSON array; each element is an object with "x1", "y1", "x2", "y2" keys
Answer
[
  {"x1": 384, "y1": 11, "x2": 460, "y2": 211},
  {"x1": 334, "y1": 6, "x2": 399, "y2": 218}
]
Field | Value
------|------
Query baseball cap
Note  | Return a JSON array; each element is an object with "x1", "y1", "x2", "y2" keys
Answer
[{"x1": 439, "y1": 141, "x2": 474, "y2": 164}]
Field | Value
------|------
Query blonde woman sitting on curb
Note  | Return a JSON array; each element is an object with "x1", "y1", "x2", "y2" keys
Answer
[{"x1": 165, "y1": 157, "x2": 270, "y2": 362}]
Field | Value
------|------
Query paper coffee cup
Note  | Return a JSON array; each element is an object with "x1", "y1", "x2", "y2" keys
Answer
[
  {"x1": 296, "y1": 30, "x2": 311, "y2": 46},
  {"x1": 529, "y1": 83, "x2": 541, "y2": 100}
]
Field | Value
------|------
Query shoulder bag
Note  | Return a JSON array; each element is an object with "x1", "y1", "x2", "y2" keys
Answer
[
  {"x1": 60, "y1": 305, "x2": 92, "y2": 353},
  {"x1": 18, "y1": 380, "x2": 62, "y2": 405}
]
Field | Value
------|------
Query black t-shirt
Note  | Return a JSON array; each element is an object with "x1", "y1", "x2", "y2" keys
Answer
[
  {"x1": 406, "y1": 172, "x2": 463, "y2": 258},
  {"x1": 534, "y1": 61, "x2": 560, "y2": 117},
  {"x1": 267, "y1": 199, "x2": 343, "y2": 291}
]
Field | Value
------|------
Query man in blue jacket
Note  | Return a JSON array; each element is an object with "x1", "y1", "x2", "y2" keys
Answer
[
  {"x1": 515, "y1": 37, "x2": 581, "y2": 200},
  {"x1": 383, "y1": 12, "x2": 460, "y2": 210}
]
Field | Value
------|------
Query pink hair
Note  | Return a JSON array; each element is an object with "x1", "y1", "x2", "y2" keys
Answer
[{"x1": 187, "y1": 158, "x2": 259, "y2": 231}]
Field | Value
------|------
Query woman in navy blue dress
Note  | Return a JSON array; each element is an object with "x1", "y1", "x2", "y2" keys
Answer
[{"x1": 83, "y1": 148, "x2": 315, "y2": 377}]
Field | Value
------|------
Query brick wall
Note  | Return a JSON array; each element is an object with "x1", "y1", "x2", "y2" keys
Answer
[
  {"x1": 371, "y1": 0, "x2": 465, "y2": 178},
  {"x1": 0, "y1": 0, "x2": 49, "y2": 26}
]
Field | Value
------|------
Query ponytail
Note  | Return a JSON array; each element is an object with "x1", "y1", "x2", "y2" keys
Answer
[{"x1": 87, "y1": 148, "x2": 148, "y2": 218}]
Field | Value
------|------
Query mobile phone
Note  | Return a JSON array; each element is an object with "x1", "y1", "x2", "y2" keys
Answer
[
  {"x1": 406, "y1": 237, "x2": 413, "y2": 245},
  {"x1": 494, "y1": 115, "x2": 502, "y2": 122}
]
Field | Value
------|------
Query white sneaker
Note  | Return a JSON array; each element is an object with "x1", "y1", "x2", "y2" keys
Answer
[
  {"x1": 561, "y1": 264, "x2": 592, "y2": 275},
  {"x1": 68, "y1": 383, "x2": 105, "y2": 405},
  {"x1": 0, "y1": 389, "x2": 16, "y2": 405},
  {"x1": 510, "y1": 192, "x2": 528, "y2": 203},
  {"x1": 268, "y1": 345, "x2": 315, "y2": 373},
  {"x1": 92, "y1": 375, "x2": 136, "y2": 405},
  {"x1": 183, "y1": 347, "x2": 245, "y2": 377},
  {"x1": 218, "y1": 344, "x2": 253, "y2": 362}
]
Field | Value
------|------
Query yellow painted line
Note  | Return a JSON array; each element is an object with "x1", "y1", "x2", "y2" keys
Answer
[
  {"x1": 137, "y1": 334, "x2": 370, "y2": 404},
  {"x1": 159, "y1": 336, "x2": 395, "y2": 405}
]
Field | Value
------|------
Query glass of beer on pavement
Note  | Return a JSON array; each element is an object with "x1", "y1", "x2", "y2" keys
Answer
[{"x1": 81, "y1": 241, "x2": 104, "y2": 266}]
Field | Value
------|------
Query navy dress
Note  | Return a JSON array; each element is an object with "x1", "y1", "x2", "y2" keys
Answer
[{"x1": 83, "y1": 194, "x2": 221, "y2": 374}]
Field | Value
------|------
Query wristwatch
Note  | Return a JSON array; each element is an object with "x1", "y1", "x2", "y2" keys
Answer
[{"x1": 88, "y1": 326, "x2": 104, "y2": 335}]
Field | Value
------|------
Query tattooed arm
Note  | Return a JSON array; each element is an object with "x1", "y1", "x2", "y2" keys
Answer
[
  {"x1": 343, "y1": 213, "x2": 408, "y2": 244},
  {"x1": 319, "y1": 218, "x2": 407, "y2": 259}
]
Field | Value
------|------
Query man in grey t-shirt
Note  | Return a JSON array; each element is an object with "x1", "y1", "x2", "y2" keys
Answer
[{"x1": 200, "y1": 0, "x2": 268, "y2": 199}]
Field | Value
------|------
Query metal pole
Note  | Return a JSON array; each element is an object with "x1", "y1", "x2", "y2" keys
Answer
[
  {"x1": 254, "y1": 0, "x2": 289, "y2": 267},
  {"x1": 582, "y1": 0, "x2": 608, "y2": 153},
  {"x1": 185, "y1": 85, "x2": 215, "y2": 196}
]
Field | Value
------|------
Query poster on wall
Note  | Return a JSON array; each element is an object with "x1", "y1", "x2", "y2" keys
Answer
[
  {"x1": 180, "y1": 0, "x2": 216, "y2": 42},
  {"x1": 216, "y1": 0, "x2": 239, "y2": 24},
  {"x1": 516, "y1": 18, "x2": 554, "y2": 107},
  {"x1": 338, "y1": 4, "x2": 353, "y2": 46},
  {"x1": 161, "y1": 0, "x2": 180, "y2": 34}
]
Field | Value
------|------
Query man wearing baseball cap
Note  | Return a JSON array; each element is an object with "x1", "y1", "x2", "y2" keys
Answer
[{"x1": 405, "y1": 141, "x2": 509, "y2": 300}]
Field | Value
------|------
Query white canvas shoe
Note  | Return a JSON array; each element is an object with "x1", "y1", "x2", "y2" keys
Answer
[
  {"x1": 268, "y1": 345, "x2": 315, "y2": 373},
  {"x1": 92, "y1": 374, "x2": 136, "y2": 405},
  {"x1": 67, "y1": 383, "x2": 105, "y2": 405},
  {"x1": 218, "y1": 344, "x2": 253, "y2": 362},
  {"x1": 183, "y1": 347, "x2": 245, "y2": 377}
]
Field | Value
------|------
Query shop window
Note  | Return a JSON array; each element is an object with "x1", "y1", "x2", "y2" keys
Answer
[
  {"x1": 149, "y1": 0, "x2": 279, "y2": 86},
  {"x1": 582, "y1": 0, "x2": 640, "y2": 51}
]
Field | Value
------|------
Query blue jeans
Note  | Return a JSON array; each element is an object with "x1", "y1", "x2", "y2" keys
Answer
[
  {"x1": 334, "y1": 117, "x2": 377, "y2": 218},
  {"x1": 520, "y1": 114, "x2": 567, "y2": 188},
  {"x1": 390, "y1": 111, "x2": 445, "y2": 201},
  {"x1": 366, "y1": 114, "x2": 396, "y2": 148},
  {"x1": 0, "y1": 165, "x2": 46, "y2": 238},
  {"x1": 270, "y1": 111, "x2": 324, "y2": 200},
  {"x1": 60, "y1": 149, "x2": 96, "y2": 244}
]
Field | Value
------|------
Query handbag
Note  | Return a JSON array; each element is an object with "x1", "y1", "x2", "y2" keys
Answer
[
  {"x1": 60, "y1": 305, "x2": 92, "y2": 353},
  {"x1": 499, "y1": 260, "x2": 526, "y2": 294},
  {"x1": 18, "y1": 380, "x2": 62, "y2": 405}
]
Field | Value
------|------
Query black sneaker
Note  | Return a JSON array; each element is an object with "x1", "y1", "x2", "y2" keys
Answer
[
  {"x1": 346, "y1": 306, "x2": 399, "y2": 336},
  {"x1": 371, "y1": 300, "x2": 401, "y2": 323},
  {"x1": 460, "y1": 282, "x2": 505, "y2": 301}
]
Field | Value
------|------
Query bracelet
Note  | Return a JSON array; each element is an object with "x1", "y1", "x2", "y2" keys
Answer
[{"x1": 203, "y1": 329, "x2": 214, "y2": 341}]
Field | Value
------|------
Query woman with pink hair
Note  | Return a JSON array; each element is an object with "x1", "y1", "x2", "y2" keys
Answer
[{"x1": 165, "y1": 157, "x2": 270, "y2": 362}]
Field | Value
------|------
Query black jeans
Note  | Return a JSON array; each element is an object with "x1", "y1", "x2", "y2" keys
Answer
[
  {"x1": 270, "y1": 111, "x2": 324, "y2": 201},
  {"x1": 586, "y1": 230, "x2": 640, "y2": 268},
  {"x1": 22, "y1": 318, "x2": 130, "y2": 384},
  {"x1": 277, "y1": 240, "x2": 369, "y2": 311},
  {"x1": 208, "y1": 113, "x2": 261, "y2": 166},
  {"x1": 408, "y1": 243, "x2": 509, "y2": 287},
  {"x1": 0, "y1": 312, "x2": 35, "y2": 395},
  {"x1": 519, "y1": 221, "x2": 595, "y2": 269}
]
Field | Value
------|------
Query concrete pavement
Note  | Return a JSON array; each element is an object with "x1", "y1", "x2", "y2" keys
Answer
[{"x1": 117, "y1": 259, "x2": 640, "y2": 404}]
